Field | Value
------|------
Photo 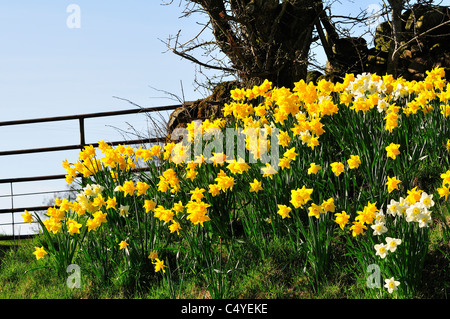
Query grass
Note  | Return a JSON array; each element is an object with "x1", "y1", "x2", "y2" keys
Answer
[
  {"x1": 0, "y1": 237, "x2": 80, "y2": 299},
  {"x1": 0, "y1": 216, "x2": 448, "y2": 299}
]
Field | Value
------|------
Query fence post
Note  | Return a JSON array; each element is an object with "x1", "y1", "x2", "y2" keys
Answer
[
  {"x1": 79, "y1": 117, "x2": 85, "y2": 148},
  {"x1": 10, "y1": 182, "x2": 14, "y2": 239}
]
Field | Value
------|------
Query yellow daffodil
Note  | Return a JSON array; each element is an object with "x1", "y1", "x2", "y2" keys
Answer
[
  {"x1": 168, "y1": 221, "x2": 182, "y2": 235},
  {"x1": 208, "y1": 184, "x2": 221, "y2": 197},
  {"x1": 321, "y1": 197, "x2": 335, "y2": 213},
  {"x1": 185, "y1": 200, "x2": 211, "y2": 226},
  {"x1": 119, "y1": 240, "x2": 129, "y2": 250},
  {"x1": 441, "y1": 170, "x2": 450, "y2": 186},
  {"x1": 22, "y1": 210, "x2": 33, "y2": 224},
  {"x1": 67, "y1": 219, "x2": 82, "y2": 235},
  {"x1": 33, "y1": 246, "x2": 48, "y2": 260},
  {"x1": 350, "y1": 221, "x2": 367, "y2": 237},
  {"x1": 277, "y1": 205, "x2": 292, "y2": 219},
  {"x1": 347, "y1": 155, "x2": 361, "y2": 169},
  {"x1": 406, "y1": 187, "x2": 423, "y2": 205},
  {"x1": 152, "y1": 258, "x2": 167, "y2": 273},
  {"x1": 278, "y1": 130, "x2": 291, "y2": 148},
  {"x1": 290, "y1": 186, "x2": 313, "y2": 209},
  {"x1": 386, "y1": 176, "x2": 402, "y2": 193},
  {"x1": 308, "y1": 203, "x2": 323, "y2": 219},
  {"x1": 86, "y1": 218, "x2": 101, "y2": 232},
  {"x1": 148, "y1": 251, "x2": 158, "y2": 260},
  {"x1": 283, "y1": 147, "x2": 298, "y2": 161},
  {"x1": 106, "y1": 196, "x2": 117, "y2": 210},
  {"x1": 334, "y1": 211, "x2": 350, "y2": 230},
  {"x1": 172, "y1": 201, "x2": 184, "y2": 213},
  {"x1": 190, "y1": 187, "x2": 206, "y2": 202},
  {"x1": 92, "y1": 194, "x2": 105, "y2": 209},
  {"x1": 278, "y1": 157, "x2": 291, "y2": 169},
  {"x1": 136, "y1": 181, "x2": 150, "y2": 196},
  {"x1": 307, "y1": 163, "x2": 321, "y2": 175},
  {"x1": 331, "y1": 162, "x2": 345, "y2": 176},
  {"x1": 144, "y1": 199, "x2": 156, "y2": 213},
  {"x1": 121, "y1": 181, "x2": 136, "y2": 197},
  {"x1": 186, "y1": 169, "x2": 198, "y2": 181},
  {"x1": 385, "y1": 143, "x2": 400, "y2": 159},
  {"x1": 437, "y1": 186, "x2": 450, "y2": 200},
  {"x1": 249, "y1": 179, "x2": 263, "y2": 193}
]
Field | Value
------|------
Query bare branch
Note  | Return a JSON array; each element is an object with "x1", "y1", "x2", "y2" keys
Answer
[
  {"x1": 176, "y1": 20, "x2": 212, "y2": 49},
  {"x1": 170, "y1": 29, "x2": 236, "y2": 72},
  {"x1": 392, "y1": 18, "x2": 450, "y2": 58}
]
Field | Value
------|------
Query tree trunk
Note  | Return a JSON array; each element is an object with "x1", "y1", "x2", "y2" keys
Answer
[{"x1": 193, "y1": 0, "x2": 322, "y2": 88}]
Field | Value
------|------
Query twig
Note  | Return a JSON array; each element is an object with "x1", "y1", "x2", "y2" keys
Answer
[{"x1": 392, "y1": 19, "x2": 450, "y2": 59}]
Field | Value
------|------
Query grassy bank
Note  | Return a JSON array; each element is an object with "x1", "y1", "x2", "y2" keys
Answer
[{"x1": 0, "y1": 222, "x2": 448, "y2": 299}]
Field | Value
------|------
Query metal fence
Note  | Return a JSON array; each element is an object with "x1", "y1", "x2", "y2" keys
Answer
[{"x1": 0, "y1": 104, "x2": 182, "y2": 240}]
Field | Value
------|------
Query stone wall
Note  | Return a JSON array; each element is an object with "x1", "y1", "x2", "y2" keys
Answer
[
  {"x1": 319, "y1": 4, "x2": 450, "y2": 82},
  {"x1": 370, "y1": 4, "x2": 450, "y2": 80},
  {"x1": 166, "y1": 81, "x2": 241, "y2": 141}
]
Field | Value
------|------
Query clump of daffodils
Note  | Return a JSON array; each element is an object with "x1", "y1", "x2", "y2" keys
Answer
[
  {"x1": 23, "y1": 65, "x2": 449, "y2": 295},
  {"x1": 374, "y1": 237, "x2": 402, "y2": 259},
  {"x1": 337, "y1": 187, "x2": 435, "y2": 239},
  {"x1": 387, "y1": 188, "x2": 434, "y2": 228}
]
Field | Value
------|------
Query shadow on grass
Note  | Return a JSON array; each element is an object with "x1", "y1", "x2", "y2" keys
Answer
[
  {"x1": 0, "y1": 241, "x2": 22, "y2": 259},
  {"x1": 420, "y1": 242, "x2": 450, "y2": 298}
]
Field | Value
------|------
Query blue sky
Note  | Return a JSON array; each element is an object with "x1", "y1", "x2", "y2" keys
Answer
[
  {"x1": 1, "y1": 0, "x2": 448, "y2": 235},
  {"x1": 0, "y1": 1, "x2": 215, "y2": 234},
  {"x1": 0, "y1": 1, "x2": 209, "y2": 173},
  {"x1": 0, "y1": 1, "x2": 209, "y2": 120}
]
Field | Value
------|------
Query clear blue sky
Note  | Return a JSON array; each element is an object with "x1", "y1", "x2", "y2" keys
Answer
[
  {"x1": 0, "y1": 1, "x2": 210, "y2": 120},
  {"x1": 0, "y1": 0, "x2": 448, "y2": 235},
  {"x1": 0, "y1": 0, "x2": 401, "y2": 122},
  {"x1": 0, "y1": 1, "x2": 211, "y2": 175},
  {"x1": 0, "y1": 1, "x2": 215, "y2": 234}
]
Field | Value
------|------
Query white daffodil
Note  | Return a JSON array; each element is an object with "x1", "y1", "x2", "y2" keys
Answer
[
  {"x1": 374, "y1": 210, "x2": 386, "y2": 223},
  {"x1": 397, "y1": 197, "x2": 409, "y2": 217},
  {"x1": 420, "y1": 192, "x2": 435, "y2": 209},
  {"x1": 387, "y1": 199, "x2": 399, "y2": 217},
  {"x1": 405, "y1": 202, "x2": 424, "y2": 223},
  {"x1": 371, "y1": 221, "x2": 388, "y2": 236},
  {"x1": 385, "y1": 237, "x2": 402, "y2": 252},
  {"x1": 91, "y1": 184, "x2": 104, "y2": 196},
  {"x1": 417, "y1": 211, "x2": 433, "y2": 228},
  {"x1": 384, "y1": 277, "x2": 400, "y2": 293},
  {"x1": 375, "y1": 243, "x2": 388, "y2": 259},
  {"x1": 377, "y1": 99, "x2": 389, "y2": 113},
  {"x1": 119, "y1": 205, "x2": 129, "y2": 218}
]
